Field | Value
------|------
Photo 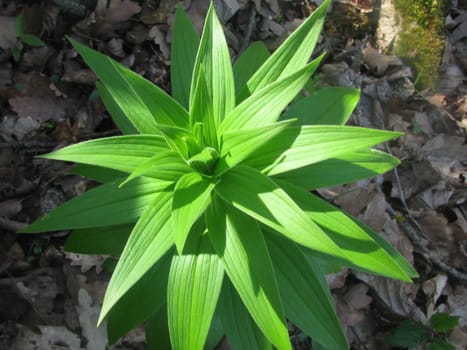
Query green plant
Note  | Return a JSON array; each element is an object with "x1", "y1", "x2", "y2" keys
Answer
[
  {"x1": 386, "y1": 312, "x2": 459, "y2": 349},
  {"x1": 20, "y1": 1, "x2": 418, "y2": 348},
  {"x1": 12, "y1": 12, "x2": 45, "y2": 62}
]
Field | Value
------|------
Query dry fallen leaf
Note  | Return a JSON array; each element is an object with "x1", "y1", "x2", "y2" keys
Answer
[
  {"x1": 11, "y1": 325, "x2": 83, "y2": 350},
  {"x1": 356, "y1": 273, "x2": 425, "y2": 322},
  {"x1": 104, "y1": 0, "x2": 141, "y2": 23},
  {"x1": 422, "y1": 274, "x2": 448, "y2": 317},
  {"x1": 9, "y1": 95, "x2": 67, "y2": 122},
  {"x1": 78, "y1": 289, "x2": 108, "y2": 350},
  {"x1": 66, "y1": 252, "x2": 106, "y2": 274}
]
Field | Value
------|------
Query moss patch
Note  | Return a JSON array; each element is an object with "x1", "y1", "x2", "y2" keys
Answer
[{"x1": 393, "y1": 0, "x2": 450, "y2": 89}]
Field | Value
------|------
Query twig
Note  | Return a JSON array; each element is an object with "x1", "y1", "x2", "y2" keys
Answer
[
  {"x1": 237, "y1": 2, "x2": 257, "y2": 55},
  {"x1": 386, "y1": 206, "x2": 467, "y2": 283}
]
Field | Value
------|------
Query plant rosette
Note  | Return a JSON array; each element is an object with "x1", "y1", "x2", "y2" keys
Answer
[{"x1": 21, "y1": 0, "x2": 418, "y2": 349}]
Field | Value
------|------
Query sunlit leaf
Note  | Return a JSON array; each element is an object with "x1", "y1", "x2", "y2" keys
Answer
[
  {"x1": 190, "y1": 2, "x2": 235, "y2": 127},
  {"x1": 221, "y1": 55, "x2": 324, "y2": 132},
  {"x1": 273, "y1": 149, "x2": 400, "y2": 190},
  {"x1": 99, "y1": 190, "x2": 175, "y2": 323},
  {"x1": 215, "y1": 165, "x2": 346, "y2": 259},
  {"x1": 172, "y1": 172, "x2": 216, "y2": 253},
  {"x1": 240, "y1": 0, "x2": 330, "y2": 98},
  {"x1": 168, "y1": 234, "x2": 224, "y2": 350},
  {"x1": 107, "y1": 251, "x2": 172, "y2": 344},
  {"x1": 206, "y1": 198, "x2": 291, "y2": 350},
  {"x1": 21, "y1": 178, "x2": 170, "y2": 232}
]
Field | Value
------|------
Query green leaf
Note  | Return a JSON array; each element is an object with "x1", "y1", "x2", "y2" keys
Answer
[
  {"x1": 427, "y1": 338, "x2": 456, "y2": 350},
  {"x1": 282, "y1": 87, "x2": 360, "y2": 125},
  {"x1": 11, "y1": 46, "x2": 21, "y2": 62},
  {"x1": 240, "y1": 0, "x2": 330, "y2": 98},
  {"x1": 120, "y1": 151, "x2": 191, "y2": 186},
  {"x1": 171, "y1": 4, "x2": 200, "y2": 109},
  {"x1": 97, "y1": 82, "x2": 138, "y2": 134},
  {"x1": 71, "y1": 164, "x2": 126, "y2": 183},
  {"x1": 246, "y1": 125, "x2": 402, "y2": 176},
  {"x1": 215, "y1": 165, "x2": 345, "y2": 259},
  {"x1": 206, "y1": 199, "x2": 291, "y2": 350},
  {"x1": 220, "y1": 56, "x2": 324, "y2": 132},
  {"x1": 172, "y1": 172, "x2": 216, "y2": 253},
  {"x1": 107, "y1": 251, "x2": 172, "y2": 344},
  {"x1": 273, "y1": 149, "x2": 400, "y2": 190},
  {"x1": 20, "y1": 33, "x2": 45, "y2": 47},
  {"x1": 64, "y1": 224, "x2": 133, "y2": 256},
  {"x1": 430, "y1": 312, "x2": 460, "y2": 333},
  {"x1": 277, "y1": 180, "x2": 412, "y2": 281},
  {"x1": 69, "y1": 37, "x2": 189, "y2": 132},
  {"x1": 218, "y1": 279, "x2": 272, "y2": 350},
  {"x1": 147, "y1": 306, "x2": 172, "y2": 350},
  {"x1": 189, "y1": 66, "x2": 217, "y2": 148},
  {"x1": 21, "y1": 177, "x2": 170, "y2": 232},
  {"x1": 15, "y1": 13, "x2": 25, "y2": 35},
  {"x1": 40, "y1": 135, "x2": 180, "y2": 178},
  {"x1": 351, "y1": 218, "x2": 419, "y2": 279},
  {"x1": 216, "y1": 120, "x2": 295, "y2": 175},
  {"x1": 99, "y1": 190, "x2": 175, "y2": 323},
  {"x1": 190, "y1": 2, "x2": 235, "y2": 127},
  {"x1": 385, "y1": 320, "x2": 431, "y2": 348},
  {"x1": 187, "y1": 147, "x2": 219, "y2": 176},
  {"x1": 265, "y1": 231, "x2": 348, "y2": 350},
  {"x1": 233, "y1": 42, "x2": 270, "y2": 98},
  {"x1": 167, "y1": 235, "x2": 224, "y2": 350}
]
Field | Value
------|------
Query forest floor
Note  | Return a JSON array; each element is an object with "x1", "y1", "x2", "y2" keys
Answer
[{"x1": 0, "y1": 0, "x2": 466, "y2": 349}]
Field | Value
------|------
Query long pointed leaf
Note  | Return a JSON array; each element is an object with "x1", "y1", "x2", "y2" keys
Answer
[
  {"x1": 215, "y1": 120, "x2": 295, "y2": 175},
  {"x1": 172, "y1": 172, "x2": 216, "y2": 253},
  {"x1": 190, "y1": 2, "x2": 235, "y2": 126},
  {"x1": 190, "y1": 65, "x2": 217, "y2": 148},
  {"x1": 282, "y1": 87, "x2": 360, "y2": 125},
  {"x1": 221, "y1": 56, "x2": 324, "y2": 132},
  {"x1": 215, "y1": 165, "x2": 345, "y2": 259},
  {"x1": 171, "y1": 4, "x2": 200, "y2": 108},
  {"x1": 71, "y1": 164, "x2": 126, "y2": 183},
  {"x1": 265, "y1": 231, "x2": 348, "y2": 350},
  {"x1": 70, "y1": 37, "x2": 189, "y2": 131},
  {"x1": 273, "y1": 149, "x2": 400, "y2": 190},
  {"x1": 233, "y1": 42, "x2": 270, "y2": 97},
  {"x1": 246, "y1": 125, "x2": 402, "y2": 175},
  {"x1": 120, "y1": 151, "x2": 190, "y2": 186},
  {"x1": 277, "y1": 180, "x2": 413, "y2": 281},
  {"x1": 240, "y1": 0, "x2": 330, "y2": 98},
  {"x1": 97, "y1": 82, "x2": 138, "y2": 134},
  {"x1": 107, "y1": 251, "x2": 172, "y2": 344},
  {"x1": 99, "y1": 190, "x2": 175, "y2": 323},
  {"x1": 146, "y1": 306, "x2": 171, "y2": 350},
  {"x1": 168, "y1": 235, "x2": 224, "y2": 350},
  {"x1": 21, "y1": 177, "x2": 170, "y2": 232},
  {"x1": 64, "y1": 224, "x2": 133, "y2": 256},
  {"x1": 218, "y1": 279, "x2": 272, "y2": 350},
  {"x1": 39, "y1": 135, "x2": 188, "y2": 182},
  {"x1": 206, "y1": 198, "x2": 291, "y2": 350}
]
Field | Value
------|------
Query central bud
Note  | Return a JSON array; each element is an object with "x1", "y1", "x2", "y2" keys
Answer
[{"x1": 187, "y1": 147, "x2": 219, "y2": 176}]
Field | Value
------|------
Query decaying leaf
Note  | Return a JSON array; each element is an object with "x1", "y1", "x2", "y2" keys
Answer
[{"x1": 78, "y1": 288, "x2": 108, "y2": 350}]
